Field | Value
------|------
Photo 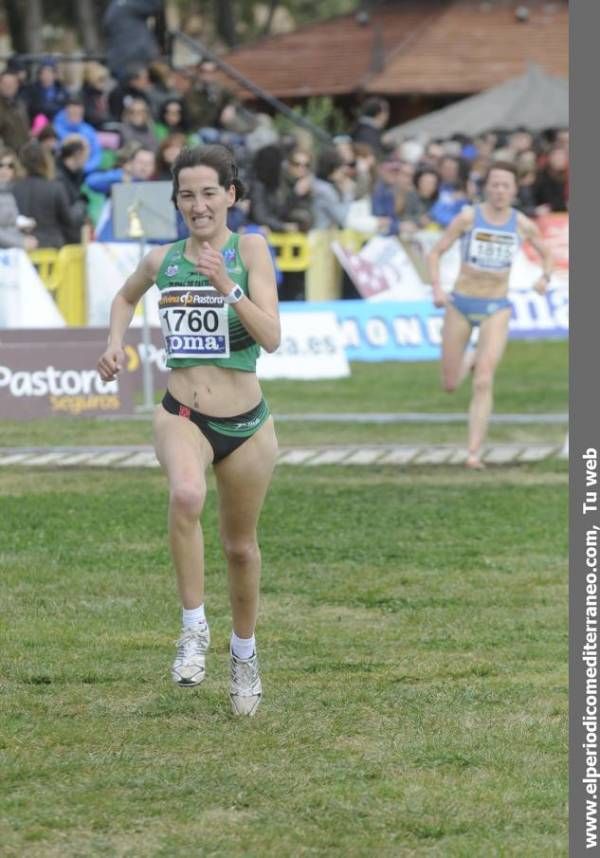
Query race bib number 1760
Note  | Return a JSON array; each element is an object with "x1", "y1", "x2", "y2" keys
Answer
[{"x1": 158, "y1": 287, "x2": 230, "y2": 359}]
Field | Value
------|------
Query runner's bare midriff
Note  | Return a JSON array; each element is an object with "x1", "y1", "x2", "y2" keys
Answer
[
  {"x1": 454, "y1": 264, "x2": 511, "y2": 299},
  {"x1": 167, "y1": 364, "x2": 263, "y2": 416}
]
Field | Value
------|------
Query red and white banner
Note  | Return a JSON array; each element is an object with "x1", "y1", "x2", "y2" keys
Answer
[{"x1": 523, "y1": 212, "x2": 569, "y2": 271}]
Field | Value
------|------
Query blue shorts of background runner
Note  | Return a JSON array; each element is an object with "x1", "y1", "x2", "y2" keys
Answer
[{"x1": 449, "y1": 292, "x2": 512, "y2": 327}]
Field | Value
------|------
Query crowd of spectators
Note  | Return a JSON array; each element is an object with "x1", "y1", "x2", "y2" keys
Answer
[{"x1": 0, "y1": 55, "x2": 569, "y2": 296}]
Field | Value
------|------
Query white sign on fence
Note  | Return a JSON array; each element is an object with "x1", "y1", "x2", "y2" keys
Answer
[
  {"x1": 257, "y1": 311, "x2": 350, "y2": 380},
  {"x1": 0, "y1": 249, "x2": 65, "y2": 328}
]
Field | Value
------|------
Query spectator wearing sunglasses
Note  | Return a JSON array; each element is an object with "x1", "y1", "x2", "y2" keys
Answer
[{"x1": 0, "y1": 147, "x2": 37, "y2": 250}]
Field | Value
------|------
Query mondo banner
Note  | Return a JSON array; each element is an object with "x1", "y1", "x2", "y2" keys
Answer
[{"x1": 281, "y1": 292, "x2": 568, "y2": 362}]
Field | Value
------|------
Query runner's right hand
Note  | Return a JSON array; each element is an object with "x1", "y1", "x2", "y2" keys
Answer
[
  {"x1": 97, "y1": 346, "x2": 125, "y2": 382},
  {"x1": 432, "y1": 287, "x2": 448, "y2": 308}
]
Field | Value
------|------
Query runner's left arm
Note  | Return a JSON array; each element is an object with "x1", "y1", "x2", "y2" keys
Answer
[
  {"x1": 517, "y1": 213, "x2": 554, "y2": 295},
  {"x1": 197, "y1": 235, "x2": 281, "y2": 353}
]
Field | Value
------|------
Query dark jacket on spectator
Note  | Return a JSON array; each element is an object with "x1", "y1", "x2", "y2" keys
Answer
[
  {"x1": 23, "y1": 79, "x2": 69, "y2": 122},
  {"x1": 12, "y1": 176, "x2": 73, "y2": 248},
  {"x1": 282, "y1": 173, "x2": 313, "y2": 232},
  {"x1": 82, "y1": 82, "x2": 112, "y2": 129},
  {"x1": 55, "y1": 161, "x2": 88, "y2": 244},
  {"x1": 102, "y1": 0, "x2": 163, "y2": 82},
  {"x1": 534, "y1": 169, "x2": 568, "y2": 212},
  {"x1": 516, "y1": 182, "x2": 537, "y2": 218},
  {"x1": 248, "y1": 180, "x2": 289, "y2": 232},
  {"x1": 352, "y1": 119, "x2": 385, "y2": 158},
  {"x1": 0, "y1": 95, "x2": 29, "y2": 152}
]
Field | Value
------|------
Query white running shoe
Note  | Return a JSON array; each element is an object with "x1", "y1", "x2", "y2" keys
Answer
[
  {"x1": 230, "y1": 650, "x2": 262, "y2": 716},
  {"x1": 172, "y1": 624, "x2": 210, "y2": 687}
]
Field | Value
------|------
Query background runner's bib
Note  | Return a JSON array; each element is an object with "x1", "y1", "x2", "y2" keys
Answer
[
  {"x1": 461, "y1": 206, "x2": 520, "y2": 272},
  {"x1": 159, "y1": 286, "x2": 229, "y2": 359},
  {"x1": 467, "y1": 227, "x2": 518, "y2": 270}
]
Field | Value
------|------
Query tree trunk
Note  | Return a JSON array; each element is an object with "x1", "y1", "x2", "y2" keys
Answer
[
  {"x1": 4, "y1": 0, "x2": 27, "y2": 54},
  {"x1": 214, "y1": 0, "x2": 238, "y2": 48},
  {"x1": 23, "y1": 0, "x2": 44, "y2": 53},
  {"x1": 262, "y1": 0, "x2": 280, "y2": 36},
  {"x1": 75, "y1": 0, "x2": 101, "y2": 54}
]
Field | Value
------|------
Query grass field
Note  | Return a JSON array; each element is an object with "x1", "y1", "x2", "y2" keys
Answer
[
  {"x1": 0, "y1": 340, "x2": 567, "y2": 449},
  {"x1": 0, "y1": 343, "x2": 568, "y2": 856}
]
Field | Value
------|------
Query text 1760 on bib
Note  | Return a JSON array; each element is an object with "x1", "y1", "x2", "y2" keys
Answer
[{"x1": 158, "y1": 286, "x2": 230, "y2": 359}]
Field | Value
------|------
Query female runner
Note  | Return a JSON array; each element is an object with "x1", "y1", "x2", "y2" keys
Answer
[
  {"x1": 428, "y1": 161, "x2": 553, "y2": 469},
  {"x1": 97, "y1": 144, "x2": 280, "y2": 715}
]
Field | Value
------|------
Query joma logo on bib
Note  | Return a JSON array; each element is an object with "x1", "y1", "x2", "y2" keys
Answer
[{"x1": 165, "y1": 334, "x2": 226, "y2": 355}]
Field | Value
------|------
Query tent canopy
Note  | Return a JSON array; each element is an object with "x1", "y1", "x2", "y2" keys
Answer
[{"x1": 386, "y1": 64, "x2": 568, "y2": 143}]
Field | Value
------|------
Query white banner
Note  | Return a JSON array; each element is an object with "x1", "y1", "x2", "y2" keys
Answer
[
  {"x1": 334, "y1": 232, "x2": 568, "y2": 302},
  {"x1": 0, "y1": 249, "x2": 65, "y2": 328},
  {"x1": 86, "y1": 242, "x2": 161, "y2": 327},
  {"x1": 257, "y1": 311, "x2": 350, "y2": 380},
  {"x1": 333, "y1": 236, "x2": 428, "y2": 301}
]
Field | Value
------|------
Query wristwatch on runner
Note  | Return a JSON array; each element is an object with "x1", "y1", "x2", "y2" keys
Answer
[{"x1": 222, "y1": 285, "x2": 245, "y2": 304}]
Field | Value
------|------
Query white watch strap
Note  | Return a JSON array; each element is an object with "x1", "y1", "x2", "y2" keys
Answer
[{"x1": 223, "y1": 285, "x2": 244, "y2": 304}]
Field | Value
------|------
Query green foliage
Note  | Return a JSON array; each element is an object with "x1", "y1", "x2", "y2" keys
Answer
[
  {"x1": 272, "y1": 95, "x2": 350, "y2": 140},
  {"x1": 275, "y1": 0, "x2": 358, "y2": 27},
  {"x1": 172, "y1": 1, "x2": 359, "y2": 44}
]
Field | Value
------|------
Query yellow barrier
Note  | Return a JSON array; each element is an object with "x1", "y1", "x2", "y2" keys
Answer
[
  {"x1": 268, "y1": 231, "x2": 310, "y2": 272},
  {"x1": 269, "y1": 230, "x2": 369, "y2": 271},
  {"x1": 29, "y1": 245, "x2": 86, "y2": 326},
  {"x1": 27, "y1": 231, "x2": 370, "y2": 325}
]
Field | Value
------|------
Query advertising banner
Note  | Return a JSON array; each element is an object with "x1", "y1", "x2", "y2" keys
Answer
[
  {"x1": 1, "y1": 286, "x2": 567, "y2": 420},
  {"x1": 256, "y1": 311, "x2": 350, "y2": 379},
  {"x1": 1, "y1": 309, "x2": 350, "y2": 419},
  {"x1": 281, "y1": 293, "x2": 568, "y2": 362},
  {"x1": 332, "y1": 236, "x2": 428, "y2": 300},
  {"x1": 0, "y1": 329, "x2": 133, "y2": 419}
]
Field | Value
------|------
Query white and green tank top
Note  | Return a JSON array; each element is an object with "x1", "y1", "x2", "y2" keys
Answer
[{"x1": 155, "y1": 233, "x2": 259, "y2": 372}]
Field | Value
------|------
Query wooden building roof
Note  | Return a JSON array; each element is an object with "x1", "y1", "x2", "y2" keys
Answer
[{"x1": 217, "y1": 0, "x2": 568, "y2": 100}]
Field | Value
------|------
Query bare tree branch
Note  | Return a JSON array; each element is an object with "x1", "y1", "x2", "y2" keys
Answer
[
  {"x1": 213, "y1": 0, "x2": 238, "y2": 48},
  {"x1": 75, "y1": 0, "x2": 101, "y2": 53},
  {"x1": 4, "y1": 0, "x2": 27, "y2": 54},
  {"x1": 23, "y1": 0, "x2": 44, "y2": 53},
  {"x1": 262, "y1": 0, "x2": 280, "y2": 36}
]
